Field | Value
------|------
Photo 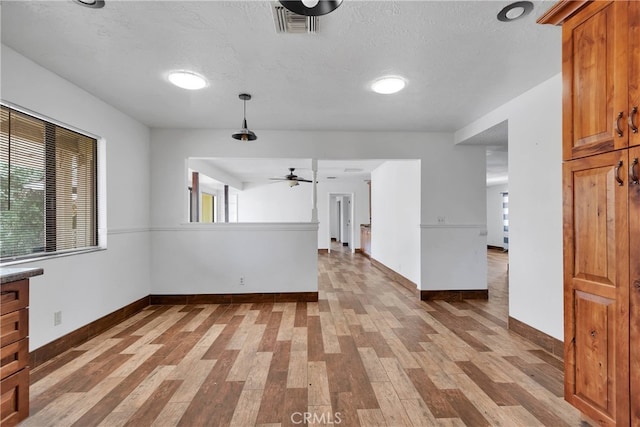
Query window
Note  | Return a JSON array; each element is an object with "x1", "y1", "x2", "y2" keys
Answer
[
  {"x1": 0, "y1": 105, "x2": 98, "y2": 261},
  {"x1": 502, "y1": 192, "x2": 509, "y2": 251}
]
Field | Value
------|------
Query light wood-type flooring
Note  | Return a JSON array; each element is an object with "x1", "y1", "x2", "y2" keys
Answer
[{"x1": 24, "y1": 247, "x2": 591, "y2": 426}]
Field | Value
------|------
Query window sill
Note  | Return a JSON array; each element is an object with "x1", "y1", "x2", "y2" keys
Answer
[{"x1": 0, "y1": 247, "x2": 106, "y2": 267}]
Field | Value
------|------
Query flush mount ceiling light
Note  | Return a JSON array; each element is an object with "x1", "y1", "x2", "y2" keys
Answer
[
  {"x1": 168, "y1": 71, "x2": 207, "y2": 90},
  {"x1": 73, "y1": 0, "x2": 105, "y2": 8},
  {"x1": 232, "y1": 94, "x2": 258, "y2": 142},
  {"x1": 497, "y1": 1, "x2": 534, "y2": 22},
  {"x1": 279, "y1": 0, "x2": 342, "y2": 16},
  {"x1": 371, "y1": 76, "x2": 406, "y2": 95}
]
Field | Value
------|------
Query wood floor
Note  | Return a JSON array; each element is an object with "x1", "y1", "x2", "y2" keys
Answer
[{"x1": 24, "y1": 247, "x2": 590, "y2": 426}]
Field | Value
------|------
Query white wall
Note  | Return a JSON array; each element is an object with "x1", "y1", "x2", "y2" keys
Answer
[
  {"x1": 1, "y1": 45, "x2": 151, "y2": 350},
  {"x1": 487, "y1": 183, "x2": 508, "y2": 248},
  {"x1": 329, "y1": 196, "x2": 339, "y2": 240},
  {"x1": 237, "y1": 181, "x2": 312, "y2": 222},
  {"x1": 455, "y1": 73, "x2": 563, "y2": 340},
  {"x1": 150, "y1": 129, "x2": 487, "y2": 294},
  {"x1": 371, "y1": 161, "x2": 421, "y2": 285},
  {"x1": 151, "y1": 223, "x2": 317, "y2": 294},
  {"x1": 420, "y1": 142, "x2": 488, "y2": 293}
]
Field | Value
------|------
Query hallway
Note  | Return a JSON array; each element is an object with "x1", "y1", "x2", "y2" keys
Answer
[{"x1": 24, "y1": 250, "x2": 588, "y2": 426}]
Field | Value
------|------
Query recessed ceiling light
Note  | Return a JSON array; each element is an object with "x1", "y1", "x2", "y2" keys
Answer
[
  {"x1": 371, "y1": 76, "x2": 406, "y2": 95},
  {"x1": 73, "y1": 0, "x2": 105, "y2": 8},
  {"x1": 168, "y1": 71, "x2": 208, "y2": 90},
  {"x1": 497, "y1": 1, "x2": 534, "y2": 22}
]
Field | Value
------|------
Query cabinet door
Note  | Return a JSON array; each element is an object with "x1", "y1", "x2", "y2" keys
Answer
[
  {"x1": 563, "y1": 150, "x2": 630, "y2": 426},
  {"x1": 629, "y1": 1, "x2": 640, "y2": 148},
  {"x1": 629, "y1": 147, "x2": 640, "y2": 425},
  {"x1": 562, "y1": 1, "x2": 629, "y2": 160}
]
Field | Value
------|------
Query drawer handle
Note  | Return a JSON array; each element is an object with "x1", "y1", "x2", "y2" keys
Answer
[
  {"x1": 615, "y1": 161, "x2": 624, "y2": 186},
  {"x1": 630, "y1": 106, "x2": 639, "y2": 134},
  {"x1": 631, "y1": 158, "x2": 639, "y2": 185},
  {"x1": 615, "y1": 111, "x2": 624, "y2": 137}
]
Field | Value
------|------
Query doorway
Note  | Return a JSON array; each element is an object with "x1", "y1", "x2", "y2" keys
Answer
[{"x1": 328, "y1": 193, "x2": 355, "y2": 254}]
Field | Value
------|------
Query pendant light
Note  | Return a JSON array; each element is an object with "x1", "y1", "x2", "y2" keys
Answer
[
  {"x1": 279, "y1": 0, "x2": 343, "y2": 17},
  {"x1": 232, "y1": 93, "x2": 257, "y2": 142}
]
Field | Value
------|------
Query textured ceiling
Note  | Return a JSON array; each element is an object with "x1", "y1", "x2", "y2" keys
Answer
[{"x1": 1, "y1": 0, "x2": 561, "y2": 134}]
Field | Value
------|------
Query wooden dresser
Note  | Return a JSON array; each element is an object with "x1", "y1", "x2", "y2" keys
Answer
[
  {"x1": 539, "y1": 2, "x2": 639, "y2": 425},
  {"x1": 1, "y1": 267, "x2": 42, "y2": 427}
]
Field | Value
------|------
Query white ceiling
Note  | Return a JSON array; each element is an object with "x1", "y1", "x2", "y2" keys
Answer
[{"x1": 2, "y1": 0, "x2": 558, "y2": 183}]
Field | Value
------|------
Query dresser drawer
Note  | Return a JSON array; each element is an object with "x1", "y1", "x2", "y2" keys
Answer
[
  {"x1": 0, "y1": 369, "x2": 29, "y2": 427},
  {"x1": 0, "y1": 280, "x2": 29, "y2": 316},
  {"x1": 0, "y1": 339, "x2": 28, "y2": 380},
  {"x1": 0, "y1": 309, "x2": 28, "y2": 348}
]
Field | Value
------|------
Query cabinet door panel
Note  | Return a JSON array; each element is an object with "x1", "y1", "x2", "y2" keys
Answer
[
  {"x1": 574, "y1": 290, "x2": 613, "y2": 410},
  {"x1": 563, "y1": 150, "x2": 629, "y2": 425},
  {"x1": 629, "y1": 146, "x2": 640, "y2": 425},
  {"x1": 629, "y1": 1, "x2": 640, "y2": 148},
  {"x1": 562, "y1": 1, "x2": 628, "y2": 159}
]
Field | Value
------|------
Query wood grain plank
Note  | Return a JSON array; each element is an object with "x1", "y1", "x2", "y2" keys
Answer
[
  {"x1": 358, "y1": 347, "x2": 389, "y2": 383},
  {"x1": 357, "y1": 409, "x2": 388, "y2": 426},
  {"x1": 370, "y1": 381, "x2": 413, "y2": 426},
  {"x1": 229, "y1": 389, "x2": 264, "y2": 427},
  {"x1": 308, "y1": 361, "x2": 331, "y2": 406},
  {"x1": 123, "y1": 379, "x2": 182, "y2": 427}
]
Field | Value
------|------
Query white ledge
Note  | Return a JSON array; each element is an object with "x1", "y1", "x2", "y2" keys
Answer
[
  {"x1": 153, "y1": 222, "x2": 320, "y2": 232},
  {"x1": 420, "y1": 224, "x2": 486, "y2": 229}
]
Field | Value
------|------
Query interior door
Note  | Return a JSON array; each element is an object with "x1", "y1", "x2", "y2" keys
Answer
[{"x1": 563, "y1": 150, "x2": 630, "y2": 425}]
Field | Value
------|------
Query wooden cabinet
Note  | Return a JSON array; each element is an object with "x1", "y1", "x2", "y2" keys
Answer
[
  {"x1": 630, "y1": 2, "x2": 640, "y2": 149},
  {"x1": 540, "y1": 1, "x2": 640, "y2": 425},
  {"x1": 0, "y1": 278, "x2": 31, "y2": 427},
  {"x1": 630, "y1": 146, "x2": 640, "y2": 423},
  {"x1": 558, "y1": 0, "x2": 640, "y2": 160},
  {"x1": 562, "y1": 151, "x2": 630, "y2": 425}
]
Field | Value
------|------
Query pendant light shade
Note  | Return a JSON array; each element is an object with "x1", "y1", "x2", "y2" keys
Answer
[
  {"x1": 279, "y1": 0, "x2": 343, "y2": 17},
  {"x1": 232, "y1": 93, "x2": 257, "y2": 142}
]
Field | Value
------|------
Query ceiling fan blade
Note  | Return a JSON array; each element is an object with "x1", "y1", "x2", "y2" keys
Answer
[
  {"x1": 297, "y1": 179, "x2": 313, "y2": 183},
  {"x1": 269, "y1": 178, "x2": 289, "y2": 181}
]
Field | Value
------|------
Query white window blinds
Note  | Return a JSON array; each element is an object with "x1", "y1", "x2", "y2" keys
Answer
[{"x1": 1, "y1": 105, "x2": 98, "y2": 261}]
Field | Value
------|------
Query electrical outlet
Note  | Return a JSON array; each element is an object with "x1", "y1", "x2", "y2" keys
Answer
[
  {"x1": 54, "y1": 311, "x2": 62, "y2": 326},
  {"x1": 239, "y1": 277, "x2": 245, "y2": 286},
  {"x1": 437, "y1": 216, "x2": 446, "y2": 224}
]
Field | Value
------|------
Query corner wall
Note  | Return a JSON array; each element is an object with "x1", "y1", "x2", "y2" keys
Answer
[
  {"x1": 371, "y1": 161, "x2": 421, "y2": 286},
  {"x1": 456, "y1": 73, "x2": 563, "y2": 340},
  {"x1": 1, "y1": 45, "x2": 152, "y2": 350}
]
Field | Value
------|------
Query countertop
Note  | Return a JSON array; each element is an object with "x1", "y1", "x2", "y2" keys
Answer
[{"x1": 0, "y1": 267, "x2": 44, "y2": 284}]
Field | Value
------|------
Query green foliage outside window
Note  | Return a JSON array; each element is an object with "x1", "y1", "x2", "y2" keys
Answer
[{"x1": 0, "y1": 162, "x2": 45, "y2": 258}]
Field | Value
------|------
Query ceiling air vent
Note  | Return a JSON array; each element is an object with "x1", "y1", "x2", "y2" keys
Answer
[{"x1": 273, "y1": 3, "x2": 318, "y2": 34}]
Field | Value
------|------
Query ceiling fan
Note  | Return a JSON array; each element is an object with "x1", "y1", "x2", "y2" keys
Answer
[{"x1": 270, "y1": 168, "x2": 313, "y2": 187}]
